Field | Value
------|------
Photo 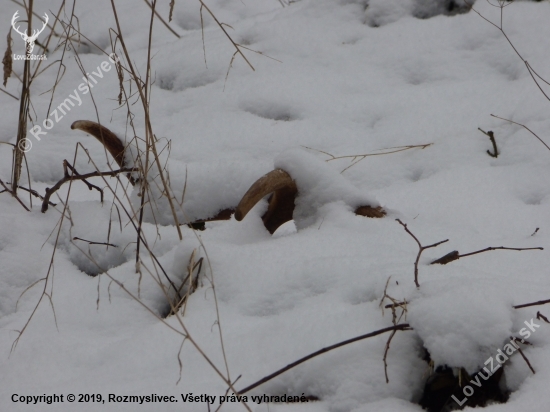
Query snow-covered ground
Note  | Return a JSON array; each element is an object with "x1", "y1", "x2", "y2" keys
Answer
[{"x1": 1, "y1": 0, "x2": 550, "y2": 411}]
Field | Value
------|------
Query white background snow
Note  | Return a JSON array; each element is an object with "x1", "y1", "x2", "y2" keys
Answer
[{"x1": 0, "y1": 0, "x2": 550, "y2": 411}]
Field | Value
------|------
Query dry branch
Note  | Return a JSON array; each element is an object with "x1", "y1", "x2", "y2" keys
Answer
[
  {"x1": 378, "y1": 276, "x2": 407, "y2": 383},
  {"x1": 396, "y1": 219, "x2": 448, "y2": 287},
  {"x1": 238, "y1": 323, "x2": 412, "y2": 394},
  {"x1": 432, "y1": 246, "x2": 543, "y2": 265},
  {"x1": 143, "y1": 0, "x2": 181, "y2": 38},
  {"x1": 511, "y1": 337, "x2": 535, "y2": 374},
  {"x1": 0, "y1": 178, "x2": 29, "y2": 211},
  {"x1": 383, "y1": 330, "x2": 397, "y2": 383},
  {"x1": 536, "y1": 311, "x2": 549, "y2": 324},
  {"x1": 478, "y1": 128, "x2": 498, "y2": 158},
  {"x1": 304, "y1": 144, "x2": 432, "y2": 173},
  {"x1": 465, "y1": 0, "x2": 550, "y2": 104},
  {"x1": 73, "y1": 237, "x2": 118, "y2": 248},
  {"x1": 513, "y1": 299, "x2": 550, "y2": 310},
  {"x1": 41, "y1": 160, "x2": 136, "y2": 213},
  {"x1": 11, "y1": 1, "x2": 34, "y2": 194}
]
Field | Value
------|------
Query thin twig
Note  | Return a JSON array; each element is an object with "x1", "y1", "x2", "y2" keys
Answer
[
  {"x1": 16, "y1": 185, "x2": 56, "y2": 207},
  {"x1": 458, "y1": 246, "x2": 543, "y2": 259},
  {"x1": 396, "y1": 219, "x2": 448, "y2": 287},
  {"x1": 536, "y1": 311, "x2": 549, "y2": 324},
  {"x1": 197, "y1": 0, "x2": 254, "y2": 71},
  {"x1": 490, "y1": 115, "x2": 550, "y2": 152},
  {"x1": 11, "y1": 0, "x2": 34, "y2": 194},
  {"x1": 238, "y1": 324, "x2": 412, "y2": 394},
  {"x1": 304, "y1": 144, "x2": 433, "y2": 173},
  {"x1": 513, "y1": 299, "x2": 550, "y2": 310},
  {"x1": 73, "y1": 237, "x2": 118, "y2": 248},
  {"x1": 511, "y1": 337, "x2": 535, "y2": 374},
  {"x1": 110, "y1": 0, "x2": 183, "y2": 241},
  {"x1": 432, "y1": 246, "x2": 543, "y2": 265},
  {"x1": 214, "y1": 375, "x2": 242, "y2": 412},
  {"x1": 383, "y1": 330, "x2": 397, "y2": 383},
  {"x1": 41, "y1": 164, "x2": 136, "y2": 213},
  {"x1": 0, "y1": 88, "x2": 19, "y2": 100},
  {"x1": 64, "y1": 161, "x2": 104, "y2": 200},
  {"x1": 464, "y1": 0, "x2": 550, "y2": 103},
  {"x1": 385, "y1": 301, "x2": 407, "y2": 309},
  {"x1": 0, "y1": 178, "x2": 30, "y2": 211},
  {"x1": 143, "y1": 0, "x2": 181, "y2": 38}
]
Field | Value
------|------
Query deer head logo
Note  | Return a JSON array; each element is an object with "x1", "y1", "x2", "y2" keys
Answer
[{"x1": 11, "y1": 11, "x2": 48, "y2": 54}]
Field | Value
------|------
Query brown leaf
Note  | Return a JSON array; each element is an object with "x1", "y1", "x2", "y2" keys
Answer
[{"x1": 2, "y1": 30, "x2": 13, "y2": 87}]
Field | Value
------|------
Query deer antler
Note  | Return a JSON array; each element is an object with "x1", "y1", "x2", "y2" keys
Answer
[
  {"x1": 71, "y1": 120, "x2": 128, "y2": 169},
  {"x1": 236, "y1": 168, "x2": 386, "y2": 234},
  {"x1": 235, "y1": 169, "x2": 298, "y2": 234}
]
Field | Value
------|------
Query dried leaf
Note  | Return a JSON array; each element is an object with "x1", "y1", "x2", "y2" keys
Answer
[{"x1": 2, "y1": 30, "x2": 13, "y2": 87}]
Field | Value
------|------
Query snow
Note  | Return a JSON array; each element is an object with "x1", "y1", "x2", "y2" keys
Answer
[
  {"x1": 274, "y1": 148, "x2": 380, "y2": 229},
  {"x1": 1, "y1": 0, "x2": 550, "y2": 411}
]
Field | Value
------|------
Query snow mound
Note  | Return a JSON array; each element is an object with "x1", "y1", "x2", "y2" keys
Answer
[
  {"x1": 275, "y1": 148, "x2": 381, "y2": 229},
  {"x1": 408, "y1": 276, "x2": 514, "y2": 373}
]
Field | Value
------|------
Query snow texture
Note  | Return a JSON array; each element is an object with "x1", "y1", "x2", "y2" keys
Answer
[{"x1": 1, "y1": 0, "x2": 550, "y2": 411}]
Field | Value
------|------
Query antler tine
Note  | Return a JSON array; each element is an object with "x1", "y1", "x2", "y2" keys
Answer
[
  {"x1": 71, "y1": 120, "x2": 127, "y2": 169},
  {"x1": 236, "y1": 169, "x2": 298, "y2": 234}
]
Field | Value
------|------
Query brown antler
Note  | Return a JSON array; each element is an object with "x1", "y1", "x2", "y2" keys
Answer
[
  {"x1": 235, "y1": 169, "x2": 298, "y2": 234},
  {"x1": 236, "y1": 169, "x2": 386, "y2": 234},
  {"x1": 71, "y1": 120, "x2": 127, "y2": 169}
]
